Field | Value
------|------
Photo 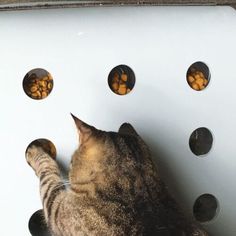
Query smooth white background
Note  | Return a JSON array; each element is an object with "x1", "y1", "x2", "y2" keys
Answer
[{"x1": 0, "y1": 6, "x2": 236, "y2": 235}]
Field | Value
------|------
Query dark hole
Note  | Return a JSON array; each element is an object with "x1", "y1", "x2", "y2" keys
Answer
[
  {"x1": 189, "y1": 127, "x2": 213, "y2": 156},
  {"x1": 29, "y1": 209, "x2": 51, "y2": 236},
  {"x1": 23, "y1": 68, "x2": 54, "y2": 100},
  {"x1": 25, "y1": 138, "x2": 57, "y2": 160},
  {"x1": 108, "y1": 64, "x2": 135, "y2": 95},
  {"x1": 193, "y1": 194, "x2": 219, "y2": 223},
  {"x1": 186, "y1": 61, "x2": 210, "y2": 91}
]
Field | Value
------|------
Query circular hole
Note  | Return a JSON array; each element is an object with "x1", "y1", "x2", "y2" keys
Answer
[
  {"x1": 108, "y1": 65, "x2": 135, "y2": 95},
  {"x1": 186, "y1": 62, "x2": 210, "y2": 91},
  {"x1": 29, "y1": 209, "x2": 51, "y2": 236},
  {"x1": 193, "y1": 194, "x2": 219, "y2": 223},
  {"x1": 23, "y1": 68, "x2": 54, "y2": 100},
  {"x1": 189, "y1": 127, "x2": 213, "y2": 156},
  {"x1": 26, "y1": 138, "x2": 57, "y2": 160}
]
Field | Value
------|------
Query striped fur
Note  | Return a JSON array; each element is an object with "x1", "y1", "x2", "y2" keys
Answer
[{"x1": 26, "y1": 117, "x2": 209, "y2": 236}]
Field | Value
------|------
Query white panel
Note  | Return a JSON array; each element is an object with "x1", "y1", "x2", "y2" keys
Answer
[{"x1": 0, "y1": 6, "x2": 235, "y2": 235}]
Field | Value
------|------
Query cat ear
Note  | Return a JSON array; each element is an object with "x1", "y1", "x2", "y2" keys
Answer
[
  {"x1": 118, "y1": 123, "x2": 138, "y2": 136},
  {"x1": 71, "y1": 113, "x2": 96, "y2": 144}
]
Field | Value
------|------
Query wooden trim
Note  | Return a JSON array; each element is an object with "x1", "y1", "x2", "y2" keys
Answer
[{"x1": 0, "y1": 0, "x2": 235, "y2": 11}]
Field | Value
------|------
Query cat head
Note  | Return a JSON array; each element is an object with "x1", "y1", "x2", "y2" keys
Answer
[{"x1": 69, "y1": 114, "x2": 153, "y2": 192}]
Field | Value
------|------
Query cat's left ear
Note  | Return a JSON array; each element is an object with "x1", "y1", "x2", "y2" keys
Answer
[
  {"x1": 71, "y1": 113, "x2": 96, "y2": 144},
  {"x1": 118, "y1": 123, "x2": 138, "y2": 136}
]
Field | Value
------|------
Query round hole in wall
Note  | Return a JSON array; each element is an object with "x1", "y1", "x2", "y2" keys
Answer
[
  {"x1": 25, "y1": 139, "x2": 57, "y2": 160},
  {"x1": 186, "y1": 62, "x2": 210, "y2": 91},
  {"x1": 29, "y1": 209, "x2": 51, "y2": 236},
  {"x1": 108, "y1": 65, "x2": 135, "y2": 95},
  {"x1": 189, "y1": 127, "x2": 213, "y2": 156},
  {"x1": 23, "y1": 68, "x2": 54, "y2": 100},
  {"x1": 193, "y1": 194, "x2": 219, "y2": 223}
]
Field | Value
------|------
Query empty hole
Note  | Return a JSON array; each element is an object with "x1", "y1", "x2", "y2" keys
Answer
[
  {"x1": 189, "y1": 127, "x2": 213, "y2": 156},
  {"x1": 186, "y1": 62, "x2": 210, "y2": 91},
  {"x1": 23, "y1": 68, "x2": 54, "y2": 100},
  {"x1": 108, "y1": 65, "x2": 135, "y2": 95},
  {"x1": 193, "y1": 194, "x2": 219, "y2": 223},
  {"x1": 29, "y1": 209, "x2": 51, "y2": 236},
  {"x1": 26, "y1": 139, "x2": 57, "y2": 159}
]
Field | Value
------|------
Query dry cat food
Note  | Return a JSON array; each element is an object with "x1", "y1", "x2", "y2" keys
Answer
[
  {"x1": 26, "y1": 138, "x2": 57, "y2": 159},
  {"x1": 187, "y1": 62, "x2": 210, "y2": 91},
  {"x1": 23, "y1": 68, "x2": 53, "y2": 100},
  {"x1": 187, "y1": 69, "x2": 208, "y2": 91},
  {"x1": 108, "y1": 65, "x2": 135, "y2": 95}
]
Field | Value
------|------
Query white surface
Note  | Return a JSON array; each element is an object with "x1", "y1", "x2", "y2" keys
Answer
[{"x1": 0, "y1": 6, "x2": 236, "y2": 236}]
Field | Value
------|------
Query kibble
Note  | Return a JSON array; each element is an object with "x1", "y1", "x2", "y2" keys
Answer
[
  {"x1": 110, "y1": 72, "x2": 132, "y2": 95},
  {"x1": 187, "y1": 68, "x2": 209, "y2": 91},
  {"x1": 23, "y1": 71, "x2": 53, "y2": 100}
]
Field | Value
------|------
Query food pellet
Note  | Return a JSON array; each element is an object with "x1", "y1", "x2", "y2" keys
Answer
[
  {"x1": 192, "y1": 82, "x2": 200, "y2": 91},
  {"x1": 112, "y1": 82, "x2": 119, "y2": 91},
  {"x1": 188, "y1": 76, "x2": 195, "y2": 83},
  {"x1": 187, "y1": 67, "x2": 209, "y2": 91},
  {"x1": 30, "y1": 86, "x2": 37, "y2": 93},
  {"x1": 195, "y1": 78, "x2": 204, "y2": 87},
  {"x1": 42, "y1": 92, "x2": 47, "y2": 99},
  {"x1": 110, "y1": 72, "x2": 132, "y2": 95},
  {"x1": 121, "y1": 73, "x2": 128, "y2": 82},
  {"x1": 203, "y1": 79, "x2": 208, "y2": 86},
  {"x1": 48, "y1": 82, "x2": 53, "y2": 90}
]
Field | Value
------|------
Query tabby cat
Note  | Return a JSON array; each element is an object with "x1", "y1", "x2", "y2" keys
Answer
[{"x1": 26, "y1": 114, "x2": 209, "y2": 236}]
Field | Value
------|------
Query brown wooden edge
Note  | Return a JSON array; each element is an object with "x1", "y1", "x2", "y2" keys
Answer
[{"x1": 0, "y1": 0, "x2": 235, "y2": 11}]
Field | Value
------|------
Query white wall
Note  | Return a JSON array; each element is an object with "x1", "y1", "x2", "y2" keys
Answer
[{"x1": 0, "y1": 6, "x2": 236, "y2": 235}]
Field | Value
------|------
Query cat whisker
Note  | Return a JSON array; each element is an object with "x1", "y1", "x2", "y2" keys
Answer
[{"x1": 52, "y1": 181, "x2": 71, "y2": 191}]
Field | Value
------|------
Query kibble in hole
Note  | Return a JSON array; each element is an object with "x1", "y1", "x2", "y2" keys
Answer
[
  {"x1": 189, "y1": 127, "x2": 213, "y2": 156},
  {"x1": 29, "y1": 209, "x2": 51, "y2": 236},
  {"x1": 186, "y1": 62, "x2": 210, "y2": 91},
  {"x1": 26, "y1": 138, "x2": 57, "y2": 160},
  {"x1": 23, "y1": 68, "x2": 54, "y2": 100},
  {"x1": 193, "y1": 194, "x2": 219, "y2": 223},
  {"x1": 108, "y1": 65, "x2": 135, "y2": 95}
]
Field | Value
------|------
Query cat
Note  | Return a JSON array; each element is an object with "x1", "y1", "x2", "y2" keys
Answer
[{"x1": 26, "y1": 114, "x2": 209, "y2": 236}]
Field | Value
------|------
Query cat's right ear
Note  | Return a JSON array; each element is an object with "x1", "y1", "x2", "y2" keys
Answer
[
  {"x1": 118, "y1": 123, "x2": 138, "y2": 136},
  {"x1": 71, "y1": 113, "x2": 96, "y2": 144}
]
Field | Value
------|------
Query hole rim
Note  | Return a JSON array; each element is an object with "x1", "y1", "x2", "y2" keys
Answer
[
  {"x1": 108, "y1": 64, "x2": 136, "y2": 96},
  {"x1": 193, "y1": 193, "x2": 220, "y2": 224},
  {"x1": 22, "y1": 68, "x2": 54, "y2": 100},
  {"x1": 189, "y1": 127, "x2": 214, "y2": 157},
  {"x1": 25, "y1": 138, "x2": 57, "y2": 160},
  {"x1": 186, "y1": 61, "x2": 211, "y2": 91}
]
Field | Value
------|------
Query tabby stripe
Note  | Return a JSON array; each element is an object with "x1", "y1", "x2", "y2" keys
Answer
[
  {"x1": 48, "y1": 200, "x2": 64, "y2": 236},
  {"x1": 40, "y1": 172, "x2": 60, "y2": 187},
  {"x1": 38, "y1": 166, "x2": 60, "y2": 177},
  {"x1": 39, "y1": 170, "x2": 59, "y2": 181},
  {"x1": 41, "y1": 178, "x2": 55, "y2": 188},
  {"x1": 39, "y1": 171, "x2": 48, "y2": 182},
  {"x1": 38, "y1": 159, "x2": 51, "y2": 166},
  {"x1": 34, "y1": 154, "x2": 44, "y2": 162},
  {"x1": 42, "y1": 182, "x2": 54, "y2": 205},
  {"x1": 53, "y1": 199, "x2": 62, "y2": 226},
  {"x1": 46, "y1": 184, "x2": 65, "y2": 219}
]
